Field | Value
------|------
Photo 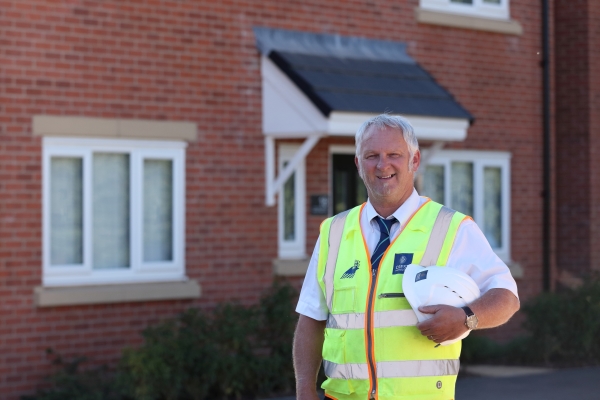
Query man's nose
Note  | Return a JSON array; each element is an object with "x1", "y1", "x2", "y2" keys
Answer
[{"x1": 377, "y1": 156, "x2": 389, "y2": 169}]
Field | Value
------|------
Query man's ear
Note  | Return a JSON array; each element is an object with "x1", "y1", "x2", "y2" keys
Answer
[{"x1": 411, "y1": 149, "x2": 421, "y2": 172}]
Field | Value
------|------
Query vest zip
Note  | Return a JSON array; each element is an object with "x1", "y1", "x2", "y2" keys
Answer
[
  {"x1": 378, "y1": 293, "x2": 405, "y2": 298},
  {"x1": 366, "y1": 266, "x2": 379, "y2": 400}
]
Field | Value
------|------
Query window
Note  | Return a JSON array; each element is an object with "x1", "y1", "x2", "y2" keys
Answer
[
  {"x1": 421, "y1": 150, "x2": 511, "y2": 261},
  {"x1": 420, "y1": 0, "x2": 510, "y2": 20},
  {"x1": 278, "y1": 144, "x2": 306, "y2": 259},
  {"x1": 43, "y1": 137, "x2": 186, "y2": 286}
]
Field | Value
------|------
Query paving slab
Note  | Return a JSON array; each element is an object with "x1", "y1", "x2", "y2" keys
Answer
[
  {"x1": 263, "y1": 366, "x2": 600, "y2": 400},
  {"x1": 456, "y1": 366, "x2": 600, "y2": 400},
  {"x1": 461, "y1": 364, "x2": 553, "y2": 378}
]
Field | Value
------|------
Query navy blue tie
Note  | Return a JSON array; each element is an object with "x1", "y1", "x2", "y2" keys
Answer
[{"x1": 371, "y1": 216, "x2": 397, "y2": 271}]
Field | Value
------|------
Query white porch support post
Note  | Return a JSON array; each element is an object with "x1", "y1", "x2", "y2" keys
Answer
[
  {"x1": 265, "y1": 134, "x2": 322, "y2": 206},
  {"x1": 265, "y1": 136, "x2": 276, "y2": 206}
]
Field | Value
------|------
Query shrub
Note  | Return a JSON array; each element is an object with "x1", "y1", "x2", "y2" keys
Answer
[
  {"x1": 21, "y1": 350, "x2": 122, "y2": 400},
  {"x1": 521, "y1": 277, "x2": 600, "y2": 366},
  {"x1": 461, "y1": 277, "x2": 600, "y2": 367},
  {"x1": 118, "y1": 281, "x2": 298, "y2": 400},
  {"x1": 25, "y1": 282, "x2": 299, "y2": 400}
]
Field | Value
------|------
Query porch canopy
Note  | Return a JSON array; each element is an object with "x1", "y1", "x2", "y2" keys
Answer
[{"x1": 254, "y1": 27, "x2": 473, "y2": 206}]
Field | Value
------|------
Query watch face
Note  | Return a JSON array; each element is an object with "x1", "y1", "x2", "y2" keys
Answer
[{"x1": 466, "y1": 315, "x2": 479, "y2": 330}]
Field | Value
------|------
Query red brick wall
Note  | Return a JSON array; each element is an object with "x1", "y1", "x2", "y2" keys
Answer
[
  {"x1": 0, "y1": 0, "x2": 549, "y2": 397},
  {"x1": 555, "y1": 0, "x2": 600, "y2": 280},
  {"x1": 589, "y1": 0, "x2": 600, "y2": 274}
]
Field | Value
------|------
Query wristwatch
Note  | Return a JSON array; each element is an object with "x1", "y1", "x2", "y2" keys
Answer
[{"x1": 461, "y1": 306, "x2": 479, "y2": 330}]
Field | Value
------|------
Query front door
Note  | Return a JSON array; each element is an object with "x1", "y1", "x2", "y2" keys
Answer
[{"x1": 332, "y1": 154, "x2": 368, "y2": 215}]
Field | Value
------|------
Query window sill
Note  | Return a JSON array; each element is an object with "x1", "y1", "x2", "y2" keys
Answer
[
  {"x1": 34, "y1": 279, "x2": 201, "y2": 307},
  {"x1": 415, "y1": 7, "x2": 523, "y2": 36},
  {"x1": 273, "y1": 258, "x2": 309, "y2": 276},
  {"x1": 33, "y1": 115, "x2": 197, "y2": 141}
]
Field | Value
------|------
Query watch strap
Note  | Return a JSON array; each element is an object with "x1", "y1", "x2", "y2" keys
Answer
[{"x1": 461, "y1": 306, "x2": 474, "y2": 317}]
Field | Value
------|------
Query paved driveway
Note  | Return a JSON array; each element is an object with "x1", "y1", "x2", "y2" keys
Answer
[
  {"x1": 264, "y1": 366, "x2": 600, "y2": 400},
  {"x1": 456, "y1": 366, "x2": 600, "y2": 400}
]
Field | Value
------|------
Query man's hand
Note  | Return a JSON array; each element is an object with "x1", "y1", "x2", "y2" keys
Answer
[
  {"x1": 416, "y1": 288, "x2": 520, "y2": 344},
  {"x1": 416, "y1": 305, "x2": 468, "y2": 344}
]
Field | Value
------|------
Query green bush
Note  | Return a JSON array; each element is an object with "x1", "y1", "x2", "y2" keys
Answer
[
  {"x1": 461, "y1": 277, "x2": 600, "y2": 367},
  {"x1": 25, "y1": 282, "x2": 299, "y2": 400},
  {"x1": 521, "y1": 278, "x2": 600, "y2": 366},
  {"x1": 21, "y1": 350, "x2": 122, "y2": 400}
]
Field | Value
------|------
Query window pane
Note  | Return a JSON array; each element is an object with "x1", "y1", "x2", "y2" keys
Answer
[
  {"x1": 50, "y1": 157, "x2": 83, "y2": 265},
  {"x1": 334, "y1": 170, "x2": 348, "y2": 215},
  {"x1": 423, "y1": 165, "x2": 445, "y2": 204},
  {"x1": 451, "y1": 0, "x2": 473, "y2": 4},
  {"x1": 483, "y1": 167, "x2": 502, "y2": 248},
  {"x1": 143, "y1": 159, "x2": 173, "y2": 262},
  {"x1": 283, "y1": 163, "x2": 295, "y2": 241},
  {"x1": 451, "y1": 162, "x2": 473, "y2": 216},
  {"x1": 483, "y1": 0, "x2": 501, "y2": 3},
  {"x1": 93, "y1": 153, "x2": 130, "y2": 269}
]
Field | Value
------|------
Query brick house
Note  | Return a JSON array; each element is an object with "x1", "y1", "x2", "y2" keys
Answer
[{"x1": 0, "y1": 0, "x2": 598, "y2": 397}]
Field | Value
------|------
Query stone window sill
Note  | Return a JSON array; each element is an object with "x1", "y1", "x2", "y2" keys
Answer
[
  {"x1": 273, "y1": 258, "x2": 309, "y2": 276},
  {"x1": 415, "y1": 7, "x2": 523, "y2": 36},
  {"x1": 34, "y1": 280, "x2": 201, "y2": 307},
  {"x1": 33, "y1": 115, "x2": 197, "y2": 141}
]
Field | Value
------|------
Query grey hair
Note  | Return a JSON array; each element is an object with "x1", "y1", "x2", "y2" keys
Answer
[{"x1": 355, "y1": 114, "x2": 419, "y2": 168}]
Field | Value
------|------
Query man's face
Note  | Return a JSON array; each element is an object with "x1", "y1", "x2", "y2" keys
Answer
[{"x1": 355, "y1": 127, "x2": 420, "y2": 207}]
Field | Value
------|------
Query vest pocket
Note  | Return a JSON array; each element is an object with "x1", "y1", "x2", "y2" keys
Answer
[
  {"x1": 332, "y1": 286, "x2": 356, "y2": 313},
  {"x1": 322, "y1": 329, "x2": 354, "y2": 395},
  {"x1": 321, "y1": 329, "x2": 354, "y2": 395}
]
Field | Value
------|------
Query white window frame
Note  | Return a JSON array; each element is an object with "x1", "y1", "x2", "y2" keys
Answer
[
  {"x1": 277, "y1": 144, "x2": 306, "y2": 259},
  {"x1": 423, "y1": 149, "x2": 511, "y2": 262},
  {"x1": 42, "y1": 137, "x2": 186, "y2": 287},
  {"x1": 420, "y1": 0, "x2": 510, "y2": 20}
]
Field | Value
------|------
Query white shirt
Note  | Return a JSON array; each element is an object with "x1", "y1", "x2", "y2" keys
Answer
[{"x1": 296, "y1": 189, "x2": 519, "y2": 321}]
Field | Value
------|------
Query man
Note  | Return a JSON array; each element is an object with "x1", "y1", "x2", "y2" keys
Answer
[{"x1": 293, "y1": 114, "x2": 520, "y2": 400}]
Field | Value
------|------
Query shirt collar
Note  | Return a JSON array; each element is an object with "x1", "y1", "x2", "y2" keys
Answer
[{"x1": 365, "y1": 188, "x2": 421, "y2": 227}]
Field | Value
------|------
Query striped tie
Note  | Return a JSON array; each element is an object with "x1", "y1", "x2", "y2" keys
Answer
[{"x1": 371, "y1": 216, "x2": 397, "y2": 271}]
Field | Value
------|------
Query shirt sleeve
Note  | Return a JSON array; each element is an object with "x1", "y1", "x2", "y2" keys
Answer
[
  {"x1": 446, "y1": 219, "x2": 519, "y2": 299},
  {"x1": 295, "y1": 237, "x2": 330, "y2": 321}
]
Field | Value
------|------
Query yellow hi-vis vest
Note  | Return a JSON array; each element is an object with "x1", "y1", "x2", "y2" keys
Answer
[{"x1": 317, "y1": 198, "x2": 470, "y2": 400}]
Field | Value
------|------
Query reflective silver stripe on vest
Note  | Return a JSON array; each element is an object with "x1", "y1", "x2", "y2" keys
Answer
[
  {"x1": 327, "y1": 309, "x2": 418, "y2": 329},
  {"x1": 323, "y1": 359, "x2": 460, "y2": 380},
  {"x1": 324, "y1": 210, "x2": 350, "y2": 311},
  {"x1": 420, "y1": 206, "x2": 456, "y2": 266}
]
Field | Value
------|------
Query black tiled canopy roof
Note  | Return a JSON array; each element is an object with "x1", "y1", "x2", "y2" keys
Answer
[{"x1": 269, "y1": 50, "x2": 473, "y2": 120}]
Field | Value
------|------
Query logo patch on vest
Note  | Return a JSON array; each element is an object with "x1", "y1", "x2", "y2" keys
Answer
[
  {"x1": 341, "y1": 260, "x2": 360, "y2": 279},
  {"x1": 415, "y1": 270, "x2": 428, "y2": 282},
  {"x1": 392, "y1": 253, "x2": 413, "y2": 275},
  {"x1": 436, "y1": 381, "x2": 442, "y2": 389}
]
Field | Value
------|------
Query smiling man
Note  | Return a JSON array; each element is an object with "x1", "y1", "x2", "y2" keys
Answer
[{"x1": 293, "y1": 114, "x2": 520, "y2": 400}]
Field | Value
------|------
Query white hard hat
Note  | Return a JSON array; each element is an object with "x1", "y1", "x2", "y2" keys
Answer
[{"x1": 402, "y1": 264, "x2": 481, "y2": 346}]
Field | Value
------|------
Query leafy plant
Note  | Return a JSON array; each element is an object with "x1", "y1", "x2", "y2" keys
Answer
[
  {"x1": 461, "y1": 277, "x2": 600, "y2": 367},
  {"x1": 22, "y1": 349, "x2": 121, "y2": 400},
  {"x1": 521, "y1": 277, "x2": 600, "y2": 366},
  {"x1": 118, "y1": 281, "x2": 298, "y2": 400}
]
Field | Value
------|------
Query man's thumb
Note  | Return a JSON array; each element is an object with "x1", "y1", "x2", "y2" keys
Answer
[{"x1": 418, "y1": 305, "x2": 438, "y2": 314}]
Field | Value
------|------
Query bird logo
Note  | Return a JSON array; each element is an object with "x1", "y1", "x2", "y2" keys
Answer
[{"x1": 341, "y1": 260, "x2": 360, "y2": 279}]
